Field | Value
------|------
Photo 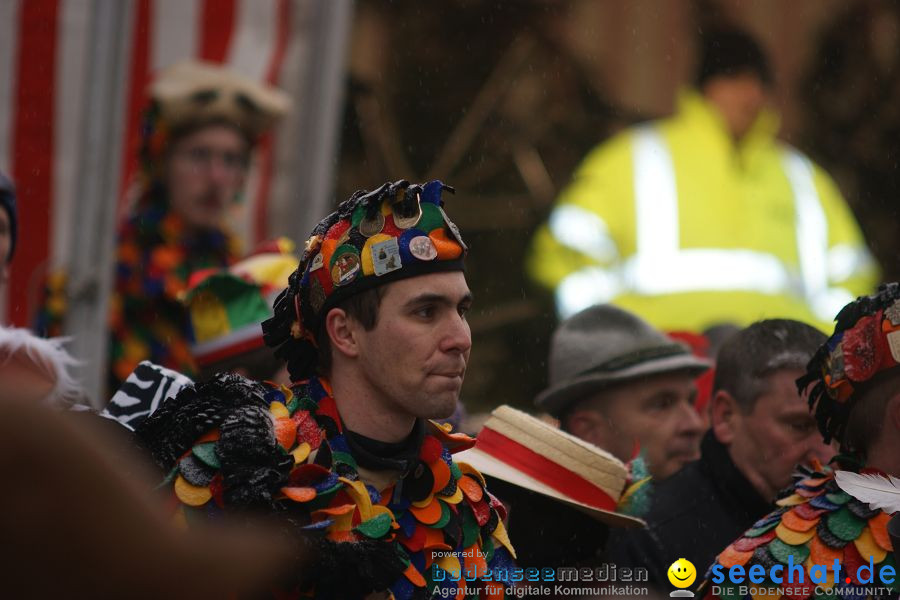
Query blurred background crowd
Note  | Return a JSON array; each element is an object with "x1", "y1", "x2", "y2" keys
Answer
[
  {"x1": 2, "y1": 0, "x2": 899, "y2": 413},
  {"x1": 5, "y1": 1, "x2": 900, "y2": 597}
]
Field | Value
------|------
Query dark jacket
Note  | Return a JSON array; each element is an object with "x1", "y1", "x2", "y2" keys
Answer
[{"x1": 606, "y1": 431, "x2": 771, "y2": 590}]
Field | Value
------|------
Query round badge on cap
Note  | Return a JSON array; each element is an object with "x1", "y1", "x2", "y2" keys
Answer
[
  {"x1": 439, "y1": 206, "x2": 467, "y2": 250},
  {"x1": 392, "y1": 194, "x2": 423, "y2": 229},
  {"x1": 409, "y1": 235, "x2": 437, "y2": 261},
  {"x1": 331, "y1": 251, "x2": 361, "y2": 286},
  {"x1": 358, "y1": 212, "x2": 385, "y2": 238}
]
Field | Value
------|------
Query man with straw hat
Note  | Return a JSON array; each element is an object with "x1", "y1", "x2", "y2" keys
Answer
[{"x1": 457, "y1": 405, "x2": 644, "y2": 571}]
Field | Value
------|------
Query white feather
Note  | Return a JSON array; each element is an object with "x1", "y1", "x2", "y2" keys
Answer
[{"x1": 834, "y1": 470, "x2": 900, "y2": 514}]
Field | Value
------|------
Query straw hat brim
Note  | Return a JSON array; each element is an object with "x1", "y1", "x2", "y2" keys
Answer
[{"x1": 455, "y1": 447, "x2": 645, "y2": 529}]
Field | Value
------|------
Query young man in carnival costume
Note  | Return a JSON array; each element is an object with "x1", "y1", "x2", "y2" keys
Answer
[
  {"x1": 104, "y1": 61, "x2": 288, "y2": 388},
  {"x1": 134, "y1": 180, "x2": 516, "y2": 599},
  {"x1": 698, "y1": 284, "x2": 900, "y2": 600}
]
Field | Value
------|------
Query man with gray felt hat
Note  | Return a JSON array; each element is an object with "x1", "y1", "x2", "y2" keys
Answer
[{"x1": 536, "y1": 304, "x2": 710, "y2": 480}]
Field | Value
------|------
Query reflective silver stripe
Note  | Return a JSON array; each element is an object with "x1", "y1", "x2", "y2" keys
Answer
[
  {"x1": 780, "y1": 148, "x2": 855, "y2": 321},
  {"x1": 556, "y1": 267, "x2": 621, "y2": 318},
  {"x1": 548, "y1": 204, "x2": 618, "y2": 263},
  {"x1": 828, "y1": 243, "x2": 875, "y2": 283},
  {"x1": 553, "y1": 128, "x2": 857, "y2": 321},
  {"x1": 630, "y1": 127, "x2": 796, "y2": 294},
  {"x1": 633, "y1": 126, "x2": 679, "y2": 255},
  {"x1": 623, "y1": 249, "x2": 790, "y2": 295},
  {"x1": 782, "y1": 150, "x2": 828, "y2": 299},
  {"x1": 556, "y1": 249, "x2": 790, "y2": 319}
]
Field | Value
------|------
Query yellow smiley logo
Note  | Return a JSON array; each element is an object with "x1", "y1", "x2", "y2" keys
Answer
[{"x1": 667, "y1": 558, "x2": 696, "y2": 588}]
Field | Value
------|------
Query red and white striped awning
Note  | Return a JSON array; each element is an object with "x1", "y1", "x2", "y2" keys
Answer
[{"x1": 0, "y1": 0, "x2": 345, "y2": 328}]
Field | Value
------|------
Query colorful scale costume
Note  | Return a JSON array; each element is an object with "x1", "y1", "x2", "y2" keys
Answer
[
  {"x1": 109, "y1": 197, "x2": 240, "y2": 386},
  {"x1": 702, "y1": 284, "x2": 900, "y2": 600},
  {"x1": 702, "y1": 463, "x2": 895, "y2": 600},
  {"x1": 138, "y1": 373, "x2": 515, "y2": 599}
]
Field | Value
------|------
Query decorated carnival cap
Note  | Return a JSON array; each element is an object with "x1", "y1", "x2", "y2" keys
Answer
[
  {"x1": 455, "y1": 405, "x2": 644, "y2": 528},
  {"x1": 799, "y1": 283, "x2": 900, "y2": 446},
  {"x1": 262, "y1": 179, "x2": 467, "y2": 380},
  {"x1": 185, "y1": 248, "x2": 297, "y2": 369}
]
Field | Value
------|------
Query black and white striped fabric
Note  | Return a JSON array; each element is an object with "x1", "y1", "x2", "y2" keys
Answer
[{"x1": 101, "y1": 361, "x2": 193, "y2": 430}]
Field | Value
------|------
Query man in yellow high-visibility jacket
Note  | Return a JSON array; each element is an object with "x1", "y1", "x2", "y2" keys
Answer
[{"x1": 528, "y1": 28, "x2": 878, "y2": 332}]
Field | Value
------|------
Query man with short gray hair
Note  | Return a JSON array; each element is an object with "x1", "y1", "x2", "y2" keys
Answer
[
  {"x1": 710, "y1": 319, "x2": 833, "y2": 502},
  {"x1": 607, "y1": 318, "x2": 832, "y2": 589}
]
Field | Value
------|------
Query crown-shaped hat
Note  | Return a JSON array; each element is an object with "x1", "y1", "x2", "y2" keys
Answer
[
  {"x1": 262, "y1": 179, "x2": 467, "y2": 380},
  {"x1": 799, "y1": 283, "x2": 900, "y2": 446}
]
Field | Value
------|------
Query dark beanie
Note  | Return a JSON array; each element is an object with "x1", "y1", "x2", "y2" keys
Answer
[
  {"x1": 0, "y1": 172, "x2": 15, "y2": 262},
  {"x1": 695, "y1": 28, "x2": 773, "y2": 88}
]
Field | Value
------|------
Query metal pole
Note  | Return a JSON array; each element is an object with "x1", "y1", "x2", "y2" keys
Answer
[
  {"x1": 271, "y1": 0, "x2": 353, "y2": 243},
  {"x1": 64, "y1": 0, "x2": 133, "y2": 407}
]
